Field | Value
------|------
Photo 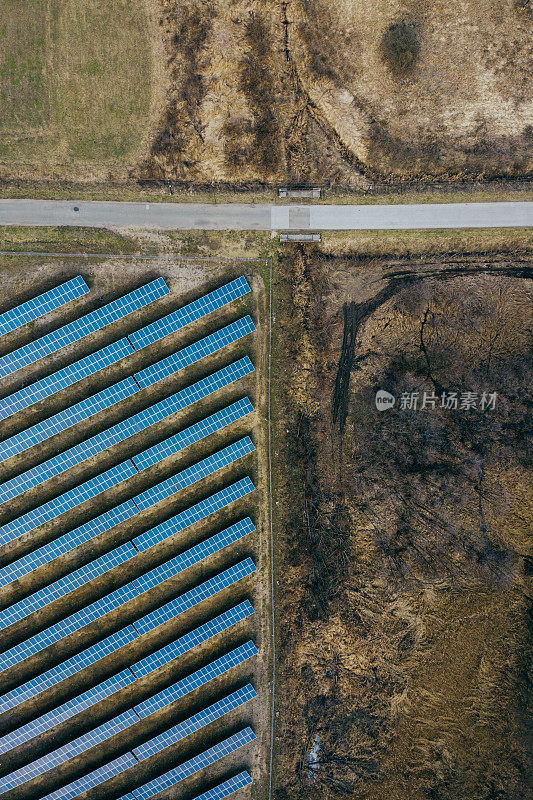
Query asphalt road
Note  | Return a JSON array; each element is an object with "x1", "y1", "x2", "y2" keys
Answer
[{"x1": 0, "y1": 199, "x2": 532, "y2": 231}]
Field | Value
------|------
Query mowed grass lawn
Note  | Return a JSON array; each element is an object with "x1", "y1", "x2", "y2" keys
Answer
[{"x1": 0, "y1": 0, "x2": 153, "y2": 177}]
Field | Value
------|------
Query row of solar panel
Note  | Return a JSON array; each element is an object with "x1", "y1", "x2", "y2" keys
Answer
[
  {"x1": 0, "y1": 476, "x2": 254, "y2": 591},
  {"x1": 0, "y1": 277, "x2": 89, "y2": 337},
  {"x1": 0, "y1": 278, "x2": 169, "y2": 380},
  {"x1": 0, "y1": 600, "x2": 254, "y2": 716},
  {"x1": 0, "y1": 357, "x2": 254, "y2": 509},
  {"x1": 0, "y1": 558, "x2": 256, "y2": 674},
  {"x1": 0, "y1": 315, "x2": 255, "y2": 464},
  {"x1": 1, "y1": 657, "x2": 257, "y2": 792},
  {"x1": 0, "y1": 517, "x2": 254, "y2": 633},
  {"x1": 0, "y1": 276, "x2": 250, "y2": 414},
  {"x1": 43, "y1": 729, "x2": 255, "y2": 800}
]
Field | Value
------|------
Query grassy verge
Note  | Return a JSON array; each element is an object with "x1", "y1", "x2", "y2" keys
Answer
[{"x1": 0, "y1": 227, "x2": 138, "y2": 254}]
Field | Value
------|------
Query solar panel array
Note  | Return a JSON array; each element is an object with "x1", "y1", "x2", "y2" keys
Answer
[
  {"x1": 0, "y1": 627, "x2": 138, "y2": 715},
  {"x1": 0, "y1": 543, "x2": 137, "y2": 632},
  {"x1": 0, "y1": 501, "x2": 139, "y2": 589},
  {"x1": 134, "y1": 559, "x2": 256, "y2": 635},
  {"x1": 0, "y1": 337, "x2": 133, "y2": 422},
  {"x1": 132, "y1": 684, "x2": 257, "y2": 760},
  {"x1": 0, "y1": 275, "x2": 258, "y2": 800},
  {"x1": 0, "y1": 460, "x2": 137, "y2": 545},
  {"x1": 132, "y1": 397, "x2": 254, "y2": 471},
  {"x1": 1, "y1": 709, "x2": 140, "y2": 791},
  {"x1": 127, "y1": 728, "x2": 256, "y2": 800},
  {"x1": 131, "y1": 601, "x2": 254, "y2": 678},
  {"x1": 0, "y1": 277, "x2": 89, "y2": 337},
  {"x1": 133, "y1": 519, "x2": 254, "y2": 594},
  {"x1": 135, "y1": 315, "x2": 255, "y2": 388},
  {"x1": 130, "y1": 277, "x2": 250, "y2": 351},
  {"x1": 133, "y1": 436, "x2": 255, "y2": 511},
  {"x1": 0, "y1": 376, "x2": 139, "y2": 463},
  {"x1": 134, "y1": 477, "x2": 255, "y2": 550},
  {"x1": 0, "y1": 358, "x2": 254, "y2": 505},
  {"x1": 0, "y1": 278, "x2": 168, "y2": 379},
  {"x1": 134, "y1": 642, "x2": 257, "y2": 718},
  {"x1": 0, "y1": 582, "x2": 139, "y2": 673},
  {"x1": 0, "y1": 669, "x2": 135, "y2": 755}
]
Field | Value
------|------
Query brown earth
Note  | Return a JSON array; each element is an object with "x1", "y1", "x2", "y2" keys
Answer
[{"x1": 272, "y1": 242, "x2": 532, "y2": 800}]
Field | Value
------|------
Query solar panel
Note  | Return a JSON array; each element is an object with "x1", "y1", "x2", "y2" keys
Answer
[
  {"x1": 134, "y1": 559, "x2": 256, "y2": 636},
  {"x1": 0, "y1": 277, "x2": 89, "y2": 337},
  {"x1": 0, "y1": 377, "x2": 139, "y2": 465},
  {"x1": 131, "y1": 601, "x2": 254, "y2": 678},
  {"x1": 132, "y1": 684, "x2": 256, "y2": 760},
  {"x1": 0, "y1": 358, "x2": 254, "y2": 504},
  {"x1": 1, "y1": 709, "x2": 139, "y2": 792},
  {"x1": 0, "y1": 582, "x2": 139, "y2": 674},
  {"x1": 0, "y1": 278, "x2": 168, "y2": 379},
  {"x1": 0, "y1": 627, "x2": 138, "y2": 716},
  {"x1": 0, "y1": 337, "x2": 133, "y2": 423},
  {"x1": 0, "y1": 668, "x2": 135, "y2": 755},
  {"x1": 0, "y1": 543, "x2": 137, "y2": 632},
  {"x1": 0, "y1": 501, "x2": 139, "y2": 589},
  {"x1": 129, "y1": 728, "x2": 256, "y2": 800},
  {"x1": 133, "y1": 477, "x2": 255, "y2": 551},
  {"x1": 132, "y1": 398, "x2": 254, "y2": 472},
  {"x1": 133, "y1": 519, "x2": 255, "y2": 594},
  {"x1": 134, "y1": 641, "x2": 257, "y2": 718},
  {"x1": 133, "y1": 437, "x2": 255, "y2": 511},
  {"x1": 41, "y1": 753, "x2": 138, "y2": 800},
  {"x1": 188, "y1": 772, "x2": 253, "y2": 800},
  {"x1": 135, "y1": 315, "x2": 255, "y2": 388},
  {"x1": 129, "y1": 277, "x2": 250, "y2": 351},
  {"x1": 0, "y1": 460, "x2": 137, "y2": 545}
]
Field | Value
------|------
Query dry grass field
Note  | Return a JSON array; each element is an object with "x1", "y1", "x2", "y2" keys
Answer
[
  {"x1": 0, "y1": 0, "x2": 157, "y2": 181},
  {"x1": 2, "y1": 0, "x2": 531, "y2": 187},
  {"x1": 272, "y1": 240, "x2": 532, "y2": 800}
]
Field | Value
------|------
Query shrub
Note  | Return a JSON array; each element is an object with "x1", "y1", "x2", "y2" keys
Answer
[{"x1": 380, "y1": 21, "x2": 420, "y2": 75}]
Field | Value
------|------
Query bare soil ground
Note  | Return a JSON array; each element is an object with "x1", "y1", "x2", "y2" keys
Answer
[
  {"x1": 0, "y1": 251, "x2": 271, "y2": 799},
  {"x1": 272, "y1": 240, "x2": 532, "y2": 800}
]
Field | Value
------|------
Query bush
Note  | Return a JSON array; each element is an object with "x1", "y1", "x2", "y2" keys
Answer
[{"x1": 380, "y1": 21, "x2": 420, "y2": 75}]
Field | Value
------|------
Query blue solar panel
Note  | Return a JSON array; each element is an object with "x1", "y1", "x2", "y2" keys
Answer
[
  {"x1": 0, "y1": 377, "x2": 139, "y2": 465},
  {"x1": 0, "y1": 278, "x2": 168, "y2": 379},
  {"x1": 129, "y1": 277, "x2": 250, "y2": 351},
  {"x1": 0, "y1": 668, "x2": 135, "y2": 755},
  {"x1": 129, "y1": 728, "x2": 256, "y2": 800},
  {"x1": 133, "y1": 398, "x2": 254, "y2": 471},
  {"x1": 133, "y1": 477, "x2": 255, "y2": 551},
  {"x1": 0, "y1": 627, "x2": 138, "y2": 719},
  {"x1": 41, "y1": 753, "x2": 138, "y2": 800},
  {"x1": 0, "y1": 627, "x2": 138, "y2": 715},
  {"x1": 133, "y1": 437, "x2": 255, "y2": 511},
  {"x1": 0, "y1": 277, "x2": 89, "y2": 337},
  {"x1": 132, "y1": 684, "x2": 256, "y2": 760},
  {"x1": 135, "y1": 315, "x2": 256, "y2": 388},
  {"x1": 0, "y1": 500, "x2": 139, "y2": 589},
  {"x1": 0, "y1": 358, "x2": 254, "y2": 504},
  {"x1": 0, "y1": 543, "x2": 137, "y2": 632},
  {"x1": 0, "y1": 582, "x2": 139, "y2": 674},
  {"x1": 1, "y1": 709, "x2": 139, "y2": 792},
  {"x1": 134, "y1": 641, "x2": 257, "y2": 718},
  {"x1": 133, "y1": 518, "x2": 255, "y2": 594},
  {"x1": 131, "y1": 601, "x2": 254, "y2": 678},
  {"x1": 0, "y1": 338, "x2": 133, "y2": 423},
  {"x1": 134, "y1": 559, "x2": 256, "y2": 636},
  {"x1": 192, "y1": 772, "x2": 253, "y2": 800},
  {"x1": 0, "y1": 460, "x2": 137, "y2": 545}
]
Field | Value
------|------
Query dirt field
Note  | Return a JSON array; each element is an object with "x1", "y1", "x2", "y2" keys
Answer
[
  {"x1": 0, "y1": 0, "x2": 158, "y2": 181},
  {"x1": 0, "y1": 252, "x2": 271, "y2": 799},
  {"x1": 272, "y1": 240, "x2": 532, "y2": 799}
]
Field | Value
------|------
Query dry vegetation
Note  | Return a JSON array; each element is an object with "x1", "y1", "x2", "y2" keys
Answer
[{"x1": 273, "y1": 243, "x2": 532, "y2": 800}]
